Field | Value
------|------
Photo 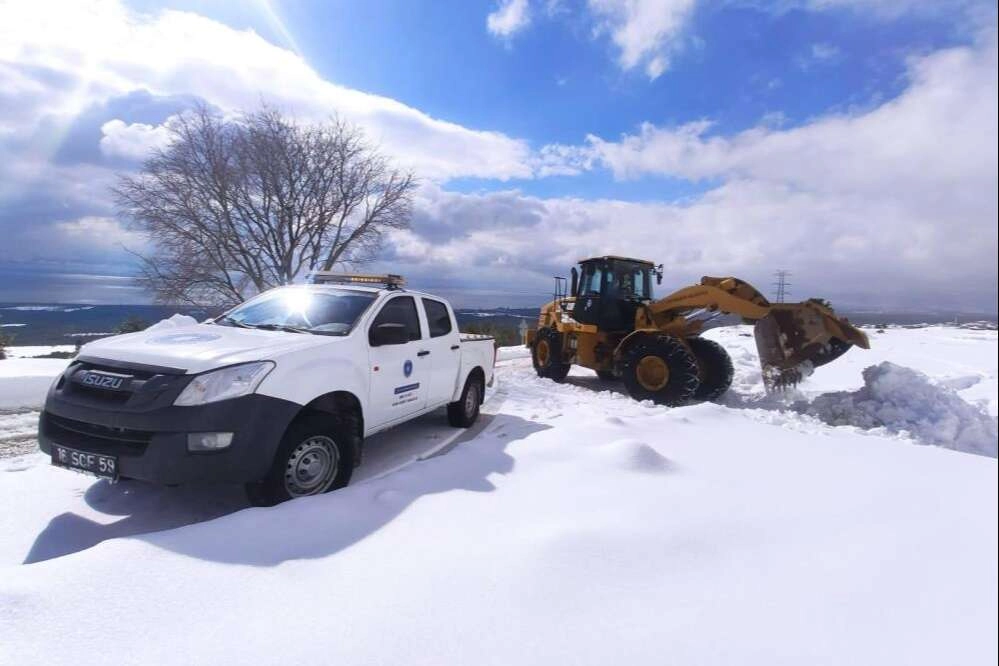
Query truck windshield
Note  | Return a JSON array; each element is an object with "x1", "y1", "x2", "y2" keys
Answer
[{"x1": 215, "y1": 288, "x2": 377, "y2": 335}]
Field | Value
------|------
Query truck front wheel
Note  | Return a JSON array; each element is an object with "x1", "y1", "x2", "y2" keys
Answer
[{"x1": 245, "y1": 413, "x2": 356, "y2": 506}]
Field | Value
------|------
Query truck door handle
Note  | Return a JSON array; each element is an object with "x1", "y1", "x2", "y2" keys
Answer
[
  {"x1": 417, "y1": 350, "x2": 430, "y2": 357},
  {"x1": 450, "y1": 345, "x2": 460, "y2": 350}
]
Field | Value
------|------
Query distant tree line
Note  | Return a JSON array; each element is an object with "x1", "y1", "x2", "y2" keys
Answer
[
  {"x1": 0, "y1": 331, "x2": 12, "y2": 360},
  {"x1": 462, "y1": 322, "x2": 521, "y2": 347}
]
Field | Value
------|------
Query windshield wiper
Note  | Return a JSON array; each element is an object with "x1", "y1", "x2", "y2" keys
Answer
[
  {"x1": 249, "y1": 323, "x2": 309, "y2": 334},
  {"x1": 215, "y1": 315, "x2": 252, "y2": 328}
]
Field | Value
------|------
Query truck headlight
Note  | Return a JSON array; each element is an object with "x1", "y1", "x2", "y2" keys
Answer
[{"x1": 174, "y1": 362, "x2": 274, "y2": 406}]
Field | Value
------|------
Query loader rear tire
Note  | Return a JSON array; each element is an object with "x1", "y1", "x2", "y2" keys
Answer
[
  {"x1": 687, "y1": 336, "x2": 734, "y2": 402},
  {"x1": 620, "y1": 335, "x2": 699, "y2": 406},
  {"x1": 532, "y1": 327, "x2": 571, "y2": 383}
]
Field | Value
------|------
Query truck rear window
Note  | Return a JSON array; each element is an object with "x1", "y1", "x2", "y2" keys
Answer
[{"x1": 422, "y1": 298, "x2": 452, "y2": 337}]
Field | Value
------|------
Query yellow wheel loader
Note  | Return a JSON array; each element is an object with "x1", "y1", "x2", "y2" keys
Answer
[{"x1": 525, "y1": 256, "x2": 869, "y2": 406}]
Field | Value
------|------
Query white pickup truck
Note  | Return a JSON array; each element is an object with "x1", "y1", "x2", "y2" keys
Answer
[{"x1": 38, "y1": 274, "x2": 495, "y2": 505}]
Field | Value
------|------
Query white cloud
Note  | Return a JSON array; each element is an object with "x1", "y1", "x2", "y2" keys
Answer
[
  {"x1": 99, "y1": 118, "x2": 174, "y2": 161},
  {"x1": 487, "y1": 0, "x2": 532, "y2": 38},
  {"x1": 810, "y1": 42, "x2": 840, "y2": 61},
  {"x1": 0, "y1": 0, "x2": 532, "y2": 182},
  {"x1": 390, "y1": 37, "x2": 998, "y2": 310},
  {"x1": 583, "y1": 36, "x2": 998, "y2": 200},
  {"x1": 587, "y1": 0, "x2": 697, "y2": 79},
  {"x1": 55, "y1": 216, "x2": 145, "y2": 248},
  {"x1": 804, "y1": 0, "x2": 986, "y2": 18}
]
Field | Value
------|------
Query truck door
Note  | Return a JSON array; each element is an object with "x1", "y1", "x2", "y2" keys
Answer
[
  {"x1": 420, "y1": 297, "x2": 461, "y2": 407},
  {"x1": 367, "y1": 295, "x2": 428, "y2": 427},
  {"x1": 572, "y1": 262, "x2": 604, "y2": 325}
]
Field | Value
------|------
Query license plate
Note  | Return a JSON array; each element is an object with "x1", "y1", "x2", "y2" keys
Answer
[{"x1": 51, "y1": 444, "x2": 118, "y2": 480}]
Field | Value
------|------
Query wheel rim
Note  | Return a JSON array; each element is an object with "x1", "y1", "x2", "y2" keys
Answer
[
  {"x1": 284, "y1": 435, "x2": 340, "y2": 497},
  {"x1": 536, "y1": 339, "x2": 551, "y2": 366},
  {"x1": 464, "y1": 382, "x2": 479, "y2": 418},
  {"x1": 636, "y1": 355, "x2": 670, "y2": 391}
]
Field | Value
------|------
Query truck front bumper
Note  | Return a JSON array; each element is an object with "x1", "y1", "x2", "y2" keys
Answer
[{"x1": 38, "y1": 359, "x2": 301, "y2": 485}]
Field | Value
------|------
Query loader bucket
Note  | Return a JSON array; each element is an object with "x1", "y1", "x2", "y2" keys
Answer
[{"x1": 754, "y1": 301, "x2": 869, "y2": 390}]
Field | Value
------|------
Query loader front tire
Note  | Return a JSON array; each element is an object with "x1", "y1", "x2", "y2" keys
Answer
[
  {"x1": 621, "y1": 335, "x2": 699, "y2": 406},
  {"x1": 532, "y1": 327, "x2": 571, "y2": 383},
  {"x1": 687, "y1": 336, "x2": 734, "y2": 402}
]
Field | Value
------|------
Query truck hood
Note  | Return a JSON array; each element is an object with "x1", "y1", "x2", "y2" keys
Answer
[{"x1": 79, "y1": 324, "x2": 337, "y2": 373}]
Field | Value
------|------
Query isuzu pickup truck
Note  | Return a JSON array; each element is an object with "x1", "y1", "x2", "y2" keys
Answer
[{"x1": 38, "y1": 274, "x2": 495, "y2": 505}]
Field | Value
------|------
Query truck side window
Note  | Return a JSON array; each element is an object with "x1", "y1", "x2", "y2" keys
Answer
[
  {"x1": 422, "y1": 298, "x2": 453, "y2": 337},
  {"x1": 372, "y1": 296, "x2": 422, "y2": 341}
]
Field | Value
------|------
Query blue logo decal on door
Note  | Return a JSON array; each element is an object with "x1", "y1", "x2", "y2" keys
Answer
[{"x1": 403, "y1": 359, "x2": 413, "y2": 377}]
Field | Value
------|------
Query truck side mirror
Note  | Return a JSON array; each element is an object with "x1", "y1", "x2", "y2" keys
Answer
[
  {"x1": 570, "y1": 267, "x2": 578, "y2": 297},
  {"x1": 369, "y1": 323, "x2": 409, "y2": 346}
]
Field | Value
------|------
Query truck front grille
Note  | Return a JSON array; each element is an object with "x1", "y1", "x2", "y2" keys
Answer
[{"x1": 41, "y1": 413, "x2": 153, "y2": 455}]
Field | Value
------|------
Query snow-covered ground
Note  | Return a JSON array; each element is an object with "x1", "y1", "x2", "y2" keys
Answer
[
  {"x1": 0, "y1": 326, "x2": 996, "y2": 665},
  {"x1": 1, "y1": 344, "x2": 77, "y2": 358},
  {"x1": 0, "y1": 357, "x2": 71, "y2": 410}
]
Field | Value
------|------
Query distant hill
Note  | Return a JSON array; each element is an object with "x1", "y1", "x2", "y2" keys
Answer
[
  {"x1": 0, "y1": 304, "x2": 220, "y2": 346},
  {"x1": 1, "y1": 302, "x2": 994, "y2": 346}
]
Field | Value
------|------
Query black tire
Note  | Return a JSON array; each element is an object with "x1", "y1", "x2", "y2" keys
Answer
[
  {"x1": 620, "y1": 334, "x2": 700, "y2": 406},
  {"x1": 245, "y1": 412, "x2": 356, "y2": 506},
  {"x1": 448, "y1": 373, "x2": 483, "y2": 427},
  {"x1": 531, "y1": 327, "x2": 571, "y2": 383},
  {"x1": 687, "y1": 337, "x2": 734, "y2": 402},
  {"x1": 596, "y1": 370, "x2": 617, "y2": 381}
]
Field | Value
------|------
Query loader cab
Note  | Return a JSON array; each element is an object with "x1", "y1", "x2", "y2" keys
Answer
[{"x1": 572, "y1": 256, "x2": 656, "y2": 331}]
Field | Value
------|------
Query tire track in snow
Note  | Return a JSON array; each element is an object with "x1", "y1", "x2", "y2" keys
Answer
[{"x1": 0, "y1": 409, "x2": 41, "y2": 459}]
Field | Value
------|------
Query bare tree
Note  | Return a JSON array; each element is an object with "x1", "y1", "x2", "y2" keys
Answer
[{"x1": 114, "y1": 104, "x2": 416, "y2": 306}]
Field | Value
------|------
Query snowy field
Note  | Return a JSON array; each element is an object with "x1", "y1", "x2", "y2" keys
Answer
[{"x1": 0, "y1": 325, "x2": 996, "y2": 665}]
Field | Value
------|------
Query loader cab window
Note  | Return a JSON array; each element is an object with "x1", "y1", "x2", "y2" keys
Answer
[
  {"x1": 609, "y1": 264, "x2": 652, "y2": 301},
  {"x1": 579, "y1": 264, "x2": 605, "y2": 296}
]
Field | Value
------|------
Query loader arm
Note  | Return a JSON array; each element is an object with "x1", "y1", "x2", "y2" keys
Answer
[{"x1": 645, "y1": 276, "x2": 869, "y2": 389}]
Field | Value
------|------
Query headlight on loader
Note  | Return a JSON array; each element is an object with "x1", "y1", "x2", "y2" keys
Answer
[{"x1": 174, "y1": 361, "x2": 274, "y2": 406}]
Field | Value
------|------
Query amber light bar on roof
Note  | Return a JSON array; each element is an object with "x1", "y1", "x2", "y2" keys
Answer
[{"x1": 310, "y1": 272, "x2": 406, "y2": 289}]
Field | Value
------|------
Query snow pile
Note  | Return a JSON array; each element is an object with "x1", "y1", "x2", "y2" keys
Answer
[
  {"x1": 144, "y1": 313, "x2": 199, "y2": 331},
  {"x1": 593, "y1": 437, "x2": 671, "y2": 473},
  {"x1": 804, "y1": 362, "x2": 998, "y2": 457}
]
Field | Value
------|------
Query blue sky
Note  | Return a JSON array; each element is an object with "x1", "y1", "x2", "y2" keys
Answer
[{"x1": 0, "y1": 0, "x2": 996, "y2": 310}]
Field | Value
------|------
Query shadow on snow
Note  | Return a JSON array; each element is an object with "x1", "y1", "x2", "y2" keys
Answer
[{"x1": 24, "y1": 412, "x2": 548, "y2": 566}]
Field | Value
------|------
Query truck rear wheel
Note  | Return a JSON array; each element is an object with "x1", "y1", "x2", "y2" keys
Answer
[
  {"x1": 620, "y1": 335, "x2": 699, "y2": 406},
  {"x1": 245, "y1": 412, "x2": 356, "y2": 506},
  {"x1": 532, "y1": 327, "x2": 571, "y2": 382},
  {"x1": 687, "y1": 337, "x2": 734, "y2": 402},
  {"x1": 447, "y1": 373, "x2": 483, "y2": 427}
]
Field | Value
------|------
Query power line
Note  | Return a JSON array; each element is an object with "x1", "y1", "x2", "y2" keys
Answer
[{"x1": 772, "y1": 270, "x2": 791, "y2": 303}]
